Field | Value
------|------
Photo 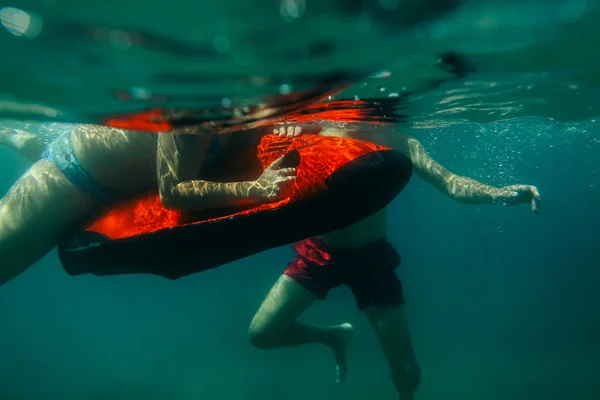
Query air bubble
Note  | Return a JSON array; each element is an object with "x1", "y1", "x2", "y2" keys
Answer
[
  {"x1": 370, "y1": 70, "x2": 391, "y2": 79},
  {"x1": 130, "y1": 87, "x2": 152, "y2": 100},
  {"x1": 279, "y1": 0, "x2": 305, "y2": 22},
  {"x1": 279, "y1": 84, "x2": 292, "y2": 95},
  {"x1": 0, "y1": 7, "x2": 43, "y2": 38},
  {"x1": 43, "y1": 108, "x2": 57, "y2": 118}
]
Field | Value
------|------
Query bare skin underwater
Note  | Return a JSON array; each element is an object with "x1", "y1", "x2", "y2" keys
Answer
[{"x1": 248, "y1": 122, "x2": 541, "y2": 400}]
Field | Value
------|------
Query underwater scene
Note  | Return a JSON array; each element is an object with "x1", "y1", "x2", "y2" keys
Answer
[{"x1": 1, "y1": 1, "x2": 599, "y2": 399}]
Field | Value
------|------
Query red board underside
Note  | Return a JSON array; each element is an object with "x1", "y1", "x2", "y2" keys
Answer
[{"x1": 86, "y1": 134, "x2": 388, "y2": 240}]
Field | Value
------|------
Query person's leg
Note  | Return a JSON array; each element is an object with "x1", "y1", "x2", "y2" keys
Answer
[
  {"x1": 364, "y1": 305, "x2": 421, "y2": 400},
  {"x1": 0, "y1": 160, "x2": 95, "y2": 284},
  {"x1": 248, "y1": 275, "x2": 354, "y2": 383},
  {"x1": 344, "y1": 238, "x2": 421, "y2": 399},
  {"x1": 0, "y1": 127, "x2": 46, "y2": 162}
]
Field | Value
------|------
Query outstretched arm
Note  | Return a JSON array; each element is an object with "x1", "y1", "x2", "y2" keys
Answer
[
  {"x1": 286, "y1": 122, "x2": 541, "y2": 213},
  {"x1": 156, "y1": 133, "x2": 295, "y2": 210},
  {"x1": 407, "y1": 137, "x2": 541, "y2": 212}
]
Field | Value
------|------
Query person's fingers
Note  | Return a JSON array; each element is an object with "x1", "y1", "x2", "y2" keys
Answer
[
  {"x1": 276, "y1": 176, "x2": 296, "y2": 185},
  {"x1": 531, "y1": 189, "x2": 542, "y2": 214},
  {"x1": 531, "y1": 186, "x2": 542, "y2": 200},
  {"x1": 266, "y1": 155, "x2": 285, "y2": 170},
  {"x1": 274, "y1": 176, "x2": 296, "y2": 190},
  {"x1": 269, "y1": 125, "x2": 304, "y2": 138},
  {"x1": 277, "y1": 167, "x2": 296, "y2": 176}
]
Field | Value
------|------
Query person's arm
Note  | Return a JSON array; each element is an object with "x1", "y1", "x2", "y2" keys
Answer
[
  {"x1": 293, "y1": 123, "x2": 541, "y2": 212},
  {"x1": 156, "y1": 133, "x2": 295, "y2": 211},
  {"x1": 406, "y1": 137, "x2": 541, "y2": 212}
]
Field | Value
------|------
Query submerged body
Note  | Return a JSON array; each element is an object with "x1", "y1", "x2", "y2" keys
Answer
[
  {"x1": 249, "y1": 122, "x2": 541, "y2": 399},
  {"x1": 0, "y1": 126, "x2": 157, "y2": 283},
  {"x1": 0, "y1": 124, "x2": 298, "y2": 284},
  {"x1": 1, "y1": 120, "x2": 541, "y2": 399}
]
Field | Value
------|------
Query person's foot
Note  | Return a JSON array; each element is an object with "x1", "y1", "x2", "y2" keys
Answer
[
  {"x1": 331, "y1": 323, "x2": 354, "y2": 384},
  {"x1": 0, "y1": 128, "x2": 45, "y2": 161},
  {"x1": 0, "y1": 128, "x2": 36, "y2": 148},
  {"x1": 0, "y1": 127, "x2": 16, "y2": 144}
]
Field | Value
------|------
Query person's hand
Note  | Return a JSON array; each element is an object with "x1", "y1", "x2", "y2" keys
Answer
[
  {"x1": 254, "y1": 155, "x2": 297, "y2": 202},
  {"x1": 273, "y1": 125, "x2": 302, "y2": 138},
  {"x1": 498, "y1": 184, "x2": 542, "y2": 214},
  {"x1": 272, "y1": 123, "x2": 323, "y2": 138}
]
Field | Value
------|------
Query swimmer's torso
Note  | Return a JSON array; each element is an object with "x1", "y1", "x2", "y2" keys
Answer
[
  {"x1": 318, "y1": 208, "x2": 387, "y2": 249},
  {"x1": 316, "y1": 124, "x2": 409, "y2": 249}
]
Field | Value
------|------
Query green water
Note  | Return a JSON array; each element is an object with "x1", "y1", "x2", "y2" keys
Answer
[{"x1": 0, "y1": 0, "x2": 599, "y2": 399}]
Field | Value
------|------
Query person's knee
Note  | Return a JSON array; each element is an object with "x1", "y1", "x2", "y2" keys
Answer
[{"x1": 247, "y1": 319, "x2": 277, "y2": 349}]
